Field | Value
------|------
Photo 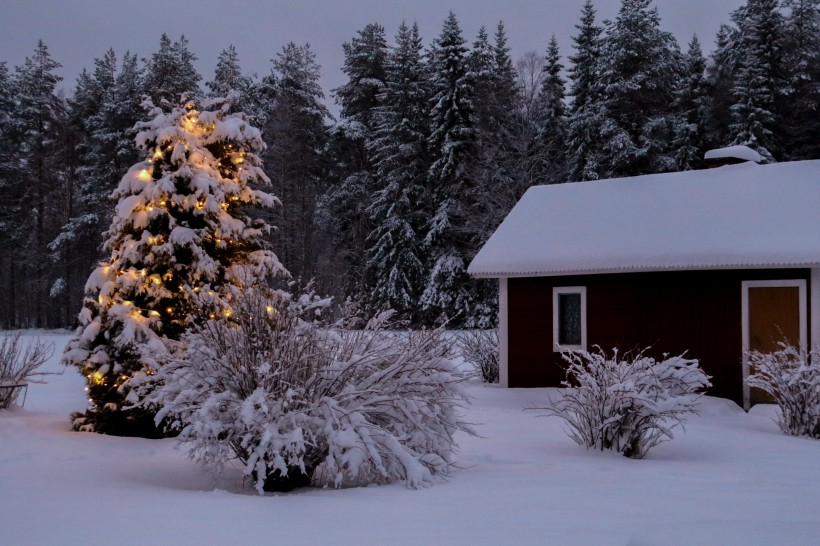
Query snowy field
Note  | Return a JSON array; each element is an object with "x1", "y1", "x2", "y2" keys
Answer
[{"x1": 2, "y1": 331, "x2": 819, "y2": 546}]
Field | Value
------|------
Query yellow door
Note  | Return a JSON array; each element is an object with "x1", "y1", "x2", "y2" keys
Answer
[{"x1": 747, "y1": 286, "x2": 800, "y2": 405}]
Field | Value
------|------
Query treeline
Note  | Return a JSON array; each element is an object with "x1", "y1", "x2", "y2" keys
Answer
[{"x1": 1, "y1": 0, "x2": 819, "y2": 330}]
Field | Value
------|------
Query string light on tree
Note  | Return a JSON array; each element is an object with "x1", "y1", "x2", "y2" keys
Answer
[{"x1": 62, "y1": 95, "x2": 286, "y2": 437}]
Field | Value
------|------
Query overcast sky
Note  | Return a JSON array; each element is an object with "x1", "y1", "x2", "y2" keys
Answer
[{"x1": 2, "y1": 0, "x2": 744, "y2": 108}]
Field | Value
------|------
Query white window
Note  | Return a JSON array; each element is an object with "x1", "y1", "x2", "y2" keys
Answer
[{"x1": 553, "y1": 286, "x2": 587, "y2": 352}]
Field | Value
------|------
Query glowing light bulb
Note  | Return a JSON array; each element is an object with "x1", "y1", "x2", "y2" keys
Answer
[{"x1": 137, "y1": 169, "x2": 151, "y2": 181}]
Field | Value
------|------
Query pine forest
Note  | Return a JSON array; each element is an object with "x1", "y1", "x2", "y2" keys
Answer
[{"x1": 2, "y1": 0, "x2": 820, "y2": 332}]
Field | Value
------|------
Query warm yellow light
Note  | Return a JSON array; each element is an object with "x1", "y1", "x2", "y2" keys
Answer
[
  {"x1": 151, "y1": 277, "x2": 161, "y2": 285},
  {"x1": 137, "y1": 169, "x2": 151, "y2": 181},
  {"x1": 220, "y1": 203, "x2": 228, "y2": 210},
  {"x1": 153, "y1": 149, "x2": 163, "y2": 160},
  {"x1": 223, "y1": 308, "x2": 232, "y2": 317},
  {"x1": 149, "y1": 310, "x2": 160, "y2": 317},
  {"x1": 159, "y1": 200, "x2": 166, "y2": 206},
  {"x1": 266, "y1": 305, "x2": 273, "y2": 314},
  {"x1": 92, "y1": 372, "x2": 104, "y2": 385},
  {"x1": 166, "y1": 307, "x2": 174, "y2": 314}
]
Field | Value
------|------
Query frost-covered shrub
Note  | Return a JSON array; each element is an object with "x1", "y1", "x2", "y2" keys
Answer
[
  {"x1": 545, "y1": 347, "x2": 710, "y2": 459},
  {"x1": 138, "y1": 290, "x2": 473, "y2": 493},
  {"x1": 0, "y1": 333, "x2": 55, "y2": 409},
  {"x1": 746, "y1": 345, "x2": 820, "y2": 439},
  {"x1": 457, "y1": 330, "x2": 499, "y2": 383}
]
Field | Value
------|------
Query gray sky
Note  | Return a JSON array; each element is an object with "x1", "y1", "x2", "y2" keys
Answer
[{"x1": 2, "y1": 0, "x2": 744, "y2": 106}]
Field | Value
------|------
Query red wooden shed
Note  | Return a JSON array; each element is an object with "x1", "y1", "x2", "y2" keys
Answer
[{"x1": 468, "y1": 157, "x2": 820, "y2": 408}]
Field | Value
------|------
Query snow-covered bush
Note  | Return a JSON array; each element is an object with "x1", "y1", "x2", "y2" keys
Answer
[
  {"x1": 457, "y1": 330, "x2": 499, "y2": 383},
  {"x1": 138, "y1": 290, "x2": 473, "y2": 493},
  {"x1": 544, "y1": 347, "x2": 710, "y2": 459},
  {"x1": 0, "y1": 333, "x2": 55, "y2": 409},
  {"x1": 746, "y1": 345, "x2": 820, "y2": 439}
]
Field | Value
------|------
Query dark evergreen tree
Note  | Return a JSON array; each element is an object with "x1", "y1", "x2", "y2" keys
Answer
[
  {"x1": 50, "y1": 51, "x2": 145, "y2": 327},
  {"x1": 422, "y1": 12, "x2": 490, "y2": 327},
  {"x1": 465, "y1": 22, "x2": 523, "y2": 244},
  {"x1": 727, "y1": 0, "x2": 786, "y2": 161},
  {"x1": 322, "y1": 23, "x2": 388, "y2": 304},
  {"x1": 534, "y1": 35, "x2": 568, "y2": 182},
  {"x1": 143, "y1": 34, "x2": 202, "y2": 108},
  {"x1": 363, "y1": 22, "x2": 430, "y2": 323},
  {"x1": 261, "y1": 43, "x2": 330, "y2": 282},
  {"x1": 781, "y1": 0, "x2": 820, "y2": 159},
  {"x1": 565, "y1": 0, "x2": 608, "y2": 181},
  {"x1": 704, "y1": 24, "x2": 740, "y2": 150},
  {"x1": 672, "y1": 35, "x2": 710, "y2": 170},
  {"x1": 7, "y1": 41, "x2": 64, "y2": 327},
  {"x1": 207, "y1": 45, "x2": 259, "y2": 118},
  {"x1": 64, "y1": 98, "x2": 282, "y2": 436},
  {"x1": 596, "y1": 0, "x2": 682, "y2": 177},
  {"x1": 0, "y1": 61, "x2": 19, "y2": 328}
]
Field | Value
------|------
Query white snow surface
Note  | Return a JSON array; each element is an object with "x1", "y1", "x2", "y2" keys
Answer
[
  {"x1": 2, "y1": 331, "x2": 820, "y2": 545},
  {"x1": 704, "y1": 145, "x2": 763, "y2": 163},
  {"x1": 468, "y1": 160, "x2": 820, "y2": 278}
]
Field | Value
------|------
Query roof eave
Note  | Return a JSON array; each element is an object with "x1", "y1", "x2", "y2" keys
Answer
[{"x1": 468, "y1": 261, "x2": 820, "y2": 279}]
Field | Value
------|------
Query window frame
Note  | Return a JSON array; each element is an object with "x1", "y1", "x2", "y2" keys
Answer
[{"x1": 552, "y1": 286, "x2": 587, "y2": 352}]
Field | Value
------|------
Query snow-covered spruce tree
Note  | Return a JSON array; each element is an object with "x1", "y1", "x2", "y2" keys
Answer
[
  {"x1": 260, "y1": 43, "x2": 330, "y2": 283},
  {"x1": 545, "y1": 347, "x2": 711, "y2": 459},
  {"x1": 534, "y1": 35, "x2": 569, "y2": 183},
  {"x1": 780, "y1": 0, "x2": 820, "y2": 159},
  {"x1": 138, "y1": 289, "x2": 473, "y2": 493},
  {"x1": 50, "y1": 50, "x2": 145, "y2": 327},
  {"x1": 595, "y1": 0, "x2": 683, "y2": 178},
  {"x1": 63, "y1": 97, "x2": 283, "y2": 436},
  {"x1": 323, "y1": 23, "x2": 388, "y2": 305},
  {"x1": 363, "y1": 22, "x2": 430, "y2": 324},
  {"x1": 727, "y1": 0, "x2": 787, "y2": 162},
  {"x1": 747, "y1": 344, "x2": 820, "y2": 438},
  {"x1": 422, "y1": 12, "x2": 489, "y2": 328},
  {"x1": 143, "y1": 34, "x2": 202, "y2": 109},
  {"x1": 672, "y1": 35, "x2": 710, "y2": 171},
  {"x1": 206, "y1": 45, "x2": 260, "y2": 121},
  {"x1": 565, "y1": 0, "x2": 608, "y2": 182},
  {"x1": 9, "y1": 40, "x2": 65, "y2": 328}
]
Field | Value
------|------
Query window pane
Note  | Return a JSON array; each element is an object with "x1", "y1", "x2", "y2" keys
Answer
[{"x1": 558, "y1": 293, "x2": 582, "y2": 346}]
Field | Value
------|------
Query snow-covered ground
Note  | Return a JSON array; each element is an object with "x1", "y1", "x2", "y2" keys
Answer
[{"x1": 2, "y1": 331, "x2": 819, "y2": 546}]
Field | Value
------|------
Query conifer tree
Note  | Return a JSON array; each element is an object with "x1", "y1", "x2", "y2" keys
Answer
[
  {"x1": 323, "y1": 23, "x2": 388, "y2": 303},
  {"x1": 143, "y1": 34, "x2": 202, "y2": 108},
  {"x1": 261, "y1": 43, "x2": 330, "y2": 283},
  {"x1": 535, "y1": 35, "x2": 568, "y2": 183},
  {"x1": 596, "y1": 0, "x2": 682, "y2": 177},
  {"x1": 565, "y1": 0, "x2": 607, "y2": 181},
  {"x1": 422, "y1": 12, "x2": 490, "y2": 327},
  {"x1": 672, "y1": 35, "x2": 709, "y2": 170},
  {"x1": 704, "y1": 24, "x2": 739, "y2": 149},
  {"x1": 0, "y1": 62, "x2": 19, "y2": 327},
  {"x1": 9, "y1": 40, "x2": 64, "y2": 327},
  {"x1": 781, "y1": 0, "x2": 820, "y2": 158},
  {"x1": 54, "y1": 52, "x2": 145, "y2": 322},
  {"x1": 727, "y1": 0, "x2": 786, "y2": 161},
  {"x1": 363, "y1": 22, "x2": 430, "y2": 323},
  {"x1": 207, "y1": 45, "x2": 258, "y2": 118},
  {"x1": 63, "y1": 98, "x2": 282, "y2": 436}
]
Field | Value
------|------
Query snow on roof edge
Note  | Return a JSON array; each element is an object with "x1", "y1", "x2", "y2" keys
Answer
[{"x1": 470, "y1": 261, "x2": 820, "y2": 279}]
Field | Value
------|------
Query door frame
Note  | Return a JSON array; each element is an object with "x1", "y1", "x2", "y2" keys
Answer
[{"x1": 741, "y1": 279, "x2": 807, "y2": 410}]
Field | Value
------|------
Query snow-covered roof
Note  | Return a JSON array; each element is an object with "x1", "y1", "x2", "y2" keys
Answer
[
  {"x1": 704, "y1": 145, "x2": 762, "y2": 163},
  {"x1": 468, "y1": 160, "x2": 820, "y2": 278}
]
